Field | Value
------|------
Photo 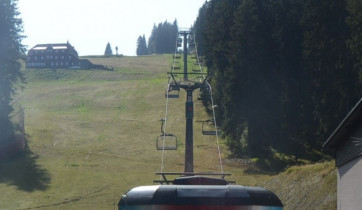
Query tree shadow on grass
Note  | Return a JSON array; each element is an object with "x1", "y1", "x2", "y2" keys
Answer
[{"x1": 0, "y1": 150, "x2": 51, "y2": 192}]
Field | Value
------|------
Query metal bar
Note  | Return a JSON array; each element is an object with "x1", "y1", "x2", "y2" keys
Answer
[
  {"x1": 155, "y1": 172, "x2": 232, "y2": 176},
  {"x1": 167, "y1": 72, "x2": 205, "y2": 75},
  {"x1": 183, "y1": 32, "x2": 188, "y2": 80}
]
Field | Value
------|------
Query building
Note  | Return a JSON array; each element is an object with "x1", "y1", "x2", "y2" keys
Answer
[
  {"x1": 322, "y1": 97, "x2": 362, "y2": 210},
  {"x1": 26, "y1": 42, "x2": 79, "y2": 69}
]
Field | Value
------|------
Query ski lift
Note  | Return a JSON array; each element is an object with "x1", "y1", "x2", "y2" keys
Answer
[
  {"x1": 165, "y1": 83, "x2": 180, "y2": 98},
  {"x1": 193, "y1": 76, "x2": 204, "y2": 84},
  {"x1": 197, "y1": 85, "x2": 210, "y2": 100},
  {"x1": 156, "y1": 118, "x2": 177, "y2": 150},
  {"x1": 177, "y1": 38, "x2": 182, "y2": 47},
  {"x1": 172, "y1": 65, "x2": 181, "y2": 70},
  {"x1": 192, "y1": 67, "x2": 202, "y2": 72},
  {"x1": 197, "y1": 91, "x2": 204, "y2": 100},
  {"x1": 201, "y1": 119, "x2": 220, "y2": 136},
  {"x1": 156, "y1": 133, "x2": 178, "y2": 150}
]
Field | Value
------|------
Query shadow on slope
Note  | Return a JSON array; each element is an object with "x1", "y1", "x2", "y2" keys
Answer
[{"x1": 0, "y1": 149, "x2": 51, "y2": 192}]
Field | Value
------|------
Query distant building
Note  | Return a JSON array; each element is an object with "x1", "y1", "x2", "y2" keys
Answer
[
  {"x1": 322, "y1": 97, "x2": 362, "y2": 210},
  {"x1": 26, "y1": 42, "x2": 79, "y2": 69}
]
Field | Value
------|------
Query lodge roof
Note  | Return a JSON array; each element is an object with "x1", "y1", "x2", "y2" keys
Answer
[
  {"x1": 29, "y1": 42, "x2": 76, "y2": 52},
  {"x1": 323, "y1": 97, "x2": 362, "y2": 151}
]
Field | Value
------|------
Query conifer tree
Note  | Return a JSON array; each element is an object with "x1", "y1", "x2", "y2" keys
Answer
[
  {"x1": 197, "y1": 0, "x2": 362, "y2": 162},
  {"x1": 136, "y1": 35, "x2": 148, "y2": 56},
  {"x1": 0, "y1": 0, "x2": 25, "y2": 143},
  {"x1": 346, "y1": 0, "x2": 362, "y2": 78},
  {"x1": 147, "y1": 20, "x2": 178, "y2": 54},
  {"x1": 104, "y1": 42, "x2": 113, "y2": 56}
]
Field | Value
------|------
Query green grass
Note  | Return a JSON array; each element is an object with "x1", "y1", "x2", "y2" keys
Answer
[
  {"x1": 264, "y1": 161, "x2": 337, "y2": 209},
  {"x1": 0, "y1": 55, "x2": 336, "y2": 209}
]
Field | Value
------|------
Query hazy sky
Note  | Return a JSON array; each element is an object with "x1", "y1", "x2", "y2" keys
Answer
[{"x1": 18, "y1": 0, "x2": 206, "y2": 56}]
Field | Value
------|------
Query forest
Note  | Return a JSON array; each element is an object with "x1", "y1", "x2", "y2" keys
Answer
[
  {"x1": 192, "y1": 0, "x2": 362, "y2": 167},
  {"x1": 136, "y1": 20, "x2": 179, "y2": 55}
]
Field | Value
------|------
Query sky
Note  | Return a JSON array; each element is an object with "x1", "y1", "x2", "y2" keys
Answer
[{"x1": 18, "y1": 0, "x2": 206, "y2": 56}]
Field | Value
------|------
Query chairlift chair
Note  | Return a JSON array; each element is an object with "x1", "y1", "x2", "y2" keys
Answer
[
  {"x1": 172, "y1": 65, "x2": 181, "y2": 70},
  {"x1": 177, "y1": 38, "x2": 183, "y2": 48},
  {"x1": 165, "y1": 84, "x2": 180, "y2": 98},
  {"x1": 197, "y1": 91, "x2": 203, "y2": 100},
  {"x1": 194, "y1": 76, "x2": 204, "y2": 84},
  {"x1": 202, "y1": 119, "x2": 221, "y2": 136},
  {"x1": 197, "y1": 86, "x2": 211, "y2": 100},
  {"x1": 156, "y1": 133, "x2": 178, "y2": 150},
  {"x1": 192, "y1": 67, "x2": 202, "y2": 72}
]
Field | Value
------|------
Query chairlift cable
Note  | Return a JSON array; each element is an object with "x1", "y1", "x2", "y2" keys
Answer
[
  {"x1": 171, "y1": 36, "x2": 181, "y2": 73},
  {"x1": 160, "y1": 78, "x2": 172, "y2": 174},
  {"x1": 206, "y1": 80, "x2": 224, "y2": 174},
  {"x1": 192, "y1": 33, "x2": 205, "y2": 76},
  {"x1": 160, "y1": 37, "x2": 182, "y2": 174}
]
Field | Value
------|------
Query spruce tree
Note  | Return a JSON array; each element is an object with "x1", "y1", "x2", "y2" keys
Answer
[
  {"x1": 0, "y1": 0, "x2": 25, "y2": 143},
  {"x1": 346, "y1": 0, "x2": 362, "y2": 78},
  {"x1": 104, "y1": 42, "x2": 113, "y2": 56},
  {"x1": 136, "y1": 35, "x2": 148, "y2": 56},
  {"x1": 147, "y1": 20, "x2": 178, "y2": 54}
]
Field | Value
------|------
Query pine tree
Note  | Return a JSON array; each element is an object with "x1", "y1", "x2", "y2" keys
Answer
[
  {"x1": 0, "y1": 0, "x2": 25, "y2": 143},
  {"x1": 198, "y1": 0, "x2": 362, "y2": 162},
  {"x1": 147, "y1": 25, "x2": 157, "y2": 54},
  {"x1": 147, "y1": 20, "x2": 178, "y2": 54},
  {"x1": 136, "y1": 35, "x2": 148, "y2": 56},
  {"x1": 104, "y1": 42, "x2": 113, "y2": 56},
  {"x1": 193, "y1": 2, "x2": 209, "y2": 56},
  {"x1": 301, "y1": 0, "x2": 359, "y2": 150},
  {"x1": 346, "y1": 0, "x2": 362, "y2": 78}
]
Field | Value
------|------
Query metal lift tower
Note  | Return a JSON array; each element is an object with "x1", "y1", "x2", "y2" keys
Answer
[{"x1": 156, "y1": 29, "x2": 232, "y2": 184}]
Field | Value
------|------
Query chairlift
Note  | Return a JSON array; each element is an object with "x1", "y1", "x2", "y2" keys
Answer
[
  {"x1": 156, "y1": 119, "x2": 178, "y2": 150},
  {"x1": 156, "y1": 134, "x2": 178, "y2": 150},
  {"x1": 192, "y1": 67, "x2": 202, "y2": 72},
  {"x1": 197, "y1": 91, "x2": 204, "y2": 100},
  {"x1": 172, "y1": 65, "x2": 181, "y2": 70},
  {"x1": 201, "y1": 119, "x2": 220, "y2": 136},
  {"x1": 193, "y1": 76, "x2": 204, "y2": 84},
  {"x1": 165, "y1": 84, "x2": 180, "y2": 98},
  {"x1": 197, "y1": 86, "x2": 210, "y2": 100},
  {"x1": 177, "y1": 38, "x2": 182, "y2": 47}
]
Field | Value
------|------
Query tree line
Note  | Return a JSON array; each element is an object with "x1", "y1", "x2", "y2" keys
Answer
[
  {"x1": 193, "y1": 0, "x2": 362, "y2": 163},
  {"x1": 136, "y1": 20, "x2": 178, "y2": 56}
]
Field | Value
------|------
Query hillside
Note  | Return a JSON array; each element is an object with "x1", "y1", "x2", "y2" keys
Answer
[{"x1": 0, "y1": 55, "x2": 336, "y2": 209}]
